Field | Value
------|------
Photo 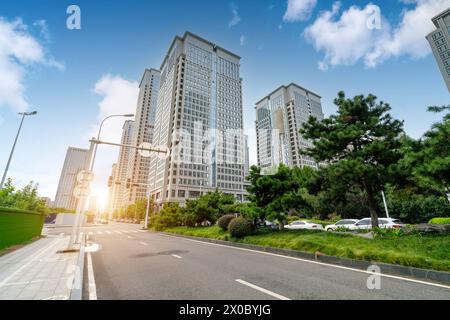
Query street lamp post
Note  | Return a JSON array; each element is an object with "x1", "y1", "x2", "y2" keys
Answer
[
  {"x1": 0, "y1": 111, "x2": 37, "y2": 190},
  {"x1": 90, "y1": 114, "x2": 134, "y2": 171},
  {"x1": 68, "y1": 114, "x2": 134, "y2": 249}
]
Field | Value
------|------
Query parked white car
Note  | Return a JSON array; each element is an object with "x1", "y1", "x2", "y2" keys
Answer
[
  {"x1": 325, "y1": 219, "x2": 359, "y2": 231},
  {"x1": 284, "y1": 220, "x2": 324, "y2": 230},
  {"x1": 348, "y1": 218, "x2": 404, "y2": 230}
]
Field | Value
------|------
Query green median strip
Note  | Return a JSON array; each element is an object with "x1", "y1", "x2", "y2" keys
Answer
[{"x1": 162, "y1": 226, "x2": 450, "y2": 272}]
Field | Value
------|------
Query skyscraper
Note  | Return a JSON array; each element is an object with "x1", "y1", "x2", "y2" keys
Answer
[
  {"x1": 255, "y1": 83, "x2": 324, "y2": 173},
  {"x1": 426, "y1": 8, "x2": 450, "y2": 92},
  {"x1": 54, "y1": 147, "x2": 89, "y2": 210},
  {"x1": 125, "y1": 69, "x2": 160, "y2": 205},
  {"x1": 148, "y1": 31, "x2": 246, "y2": 208},
  {"x1": 114, "y1": 120, "x2": 134, "y2": 209}
]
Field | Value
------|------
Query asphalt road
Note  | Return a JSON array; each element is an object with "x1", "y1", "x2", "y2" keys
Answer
[{"x1": 46, "y1": 223, "x2": 450, "y2": 300}]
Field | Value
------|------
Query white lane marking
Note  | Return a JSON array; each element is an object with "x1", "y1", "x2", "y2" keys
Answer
[
  {"x1": 127, "y1": 236, "x2": 134, "y2": 239},
  {"x1": 166, "y1": 235, "x2": 450, "y2": 290},
  {"x1": 171, "y1": 254, "x2": 182, "y2": 259},
  {"x1": 236, "y1": 279, "x2": 291, "y2": 300},
  {"x1": 138, "y1": 230, "x2": 146, "y2": 233},
  {"x1": 139, "y1": 241, "x2": 149, "y2": 246},
  {"x1": 106, "y1": 231, "x2": 112, "y2": 235},
  {"x1": 114, "y1": 231, "x2": 122, "y2": 235},
  {"x1": 97, "y1": 231, "x2": 103, "y2": 235},
  {"x1": 122, "y1": 230, "x2": 129, "y2": 233},
  {"x1": 131, "y1": 230, "x2": 138, "y2": 233},
  {"x1": 0, "y1": 238, "x2": 62, "y2": 288},
  {"x1": 88, "y1": 232, "x2": 93, "y2": 235},
  {"x1": 87, "y1": 253, "x2": 97, "y2": 300}
]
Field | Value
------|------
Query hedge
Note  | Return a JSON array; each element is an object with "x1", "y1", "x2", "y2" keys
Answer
[
  {"x1": 0, "y1": 207, "x2": 45, "y2": 250},
  {"x1": 429, "y1": 217, "x2": 450, "y2": 225}
]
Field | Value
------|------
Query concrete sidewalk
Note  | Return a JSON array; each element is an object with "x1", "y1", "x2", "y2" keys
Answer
[{"x1": 0, "y1": 234, "x2": 83, "y2": 300}]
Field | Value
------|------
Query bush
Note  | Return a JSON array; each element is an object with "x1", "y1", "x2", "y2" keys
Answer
[
  {"x1": 228, "y1": 216, "x2": 254, "y2": 238},
  {"x1": 429, "y1": 217, "x2": 450, "y2": 225},
  {"x1": 217, "y1": 214, "x2": 236, "y2": 231},
  {"x1": 149, "y1": 203, "x2": 182, "y2": 231}
]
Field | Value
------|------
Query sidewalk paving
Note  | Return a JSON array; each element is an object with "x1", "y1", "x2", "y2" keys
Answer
[{"x1": 0, "y1": 234, "x2": 82, "y2": 300}]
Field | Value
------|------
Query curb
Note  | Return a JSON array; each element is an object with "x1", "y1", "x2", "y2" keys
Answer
[
  {"x1": 160, "y1": 232, "x2": 450, "y2": 286},
  {"x1": 69, "y1": 234, "x2": 86, "y2": 300}
]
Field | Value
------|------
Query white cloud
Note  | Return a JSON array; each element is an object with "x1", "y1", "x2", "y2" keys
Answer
[
  {"x1": 0, "y1": 17, "x2": 63, "y2": 112},
  {"x1": 240, "y1": 35, "x2": 246, "y2": 46},
  {"x1": 229, "y1": 6, "x2": 241, "y2": 27},
  {"x1": 92, "y1": 74, "x2": 139, "y2": 142},
  {"x1": 304, "y1": 0, "x2": 450, "y2": 70},
  {"x1": 90, "y1": 74, "x2": 139, "y2": 192},
  {"x1": 283, "y1": 0, "x2": 318, "y2": 22},
  {"x1": 33, "y1": 19, "x2": 49, "y2": 41}
]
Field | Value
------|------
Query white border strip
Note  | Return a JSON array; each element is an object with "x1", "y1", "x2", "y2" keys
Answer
[{"x1": 87, "y1": 252, "x2": 97, "y2": 300}]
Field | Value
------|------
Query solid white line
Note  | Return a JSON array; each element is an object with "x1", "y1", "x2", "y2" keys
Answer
[
  {"x1": 127, "y1": 236, "x2": 134, "y2": 239},
  {"x1": 138, "y1": 230, "x2": 146, "y2": 233},
  {"x1": 97, "y1": 231, "x2": 103, "y2": 235},
  {"x1": 236, "y1": 279, "x2": 291, "y2": 300},
  {"x1": 106, "y1": 231, "x2": 112, "y2": 235},
  {"x1": 171, "y1": 254, "x2": 182, "y2": 259},
  {"x1": 139, "y1": 241, "x2": 149, "y2": 246},
  {"x1": 131, "y1": 230, "x2": 138, "y2": 233},
  {"x1": 165, "y1": 235, "x2": 450, "y2": 290},
  {"x1": 87, "y1": 253, "x2": 97, "y2": 300}
]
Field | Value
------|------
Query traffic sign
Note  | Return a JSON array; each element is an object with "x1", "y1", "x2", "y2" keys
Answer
[
  {"x1": 77, "y1": 170, "x2": 94, "y2": 183},
  {"x1": 73, "y1": 185, "x2": 90, "y2": 198}
]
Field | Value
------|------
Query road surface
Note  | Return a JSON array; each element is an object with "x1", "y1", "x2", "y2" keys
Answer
[{"x1": 46, "y1": 223, "x2": 450, "y2": 300}]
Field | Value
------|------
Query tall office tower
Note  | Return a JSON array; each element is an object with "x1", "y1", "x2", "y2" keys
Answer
[
  {"x1": 149, "y1": 31, "x2": 246, "y2": 208},
  {"x1": 54, "y1": 147, "x2": 89, "y2": 210},
  {"x1": 255, "y1": 83, "x2": 324, "y2": 173},
  {"x1": 124, "y1": 69, "x2": 160, "y2": 205},
  {"x1": 243, "y1": 134, "x2": 250, "y2": 177},
  {"x1": 107, "y1": 163, "x2": 118, "y2": 213},
  {"x1": 426, "y1": 8, "x2": 450, "y2": 92},
  {"x1": 114, "y1": 120, "x2": 134, "y2": 209}
]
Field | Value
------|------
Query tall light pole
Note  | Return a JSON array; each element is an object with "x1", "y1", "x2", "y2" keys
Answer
[
  {"x1": 0, "y1": 111, "x2": 37, "y2": 189},
  {"x1": 90, "y1": 114, "x2": 134, "y2": 171},
  {"x1": 68, "y1": 113, "x2": 134, "y2": 249}
]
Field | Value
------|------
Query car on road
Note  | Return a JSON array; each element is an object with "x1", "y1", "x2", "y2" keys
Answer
[
  {"x1": 284, "y1": 220, "x2": 324, "y2": 230},
  {"x1": 348, "y1": 218, "x2": 405, "y2": 230},
  {"x1": 325, "y1": 219, "x2": 359, "y2": 231}
]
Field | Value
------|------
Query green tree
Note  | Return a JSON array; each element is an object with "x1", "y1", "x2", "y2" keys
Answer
[
  {"x1": 0, "y1": 178, "x2": 48, "y2": 214},
  {"x1": 300, "y1": 92, "x2": 404, "y2": 228},
  {"x1": 409, "y1": 105, "x2": 450, "y2": 197}
]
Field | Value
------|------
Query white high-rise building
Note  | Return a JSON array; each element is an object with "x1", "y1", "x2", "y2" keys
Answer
[
  {"x1": 149, "y1": 31, "x2": 246, "y2": 207},
  {"x1": 426, "y1": 8, "x2": 450, "y2": 92},
  {"x1": 243, "y1": 134, "x2": 249, "y2": 177},
  {"x1": 255, "y1": 83, "x2": 324, "y2": 173},
  {"x1": 54, "y1": 147, "x2": 89, "y2": 210},
  {"x1": 114, "y1": 120, "x2": 134, "y2": 209},
  {"x1": 125, "y1": 69, "x2": 160, "y2": 205}
]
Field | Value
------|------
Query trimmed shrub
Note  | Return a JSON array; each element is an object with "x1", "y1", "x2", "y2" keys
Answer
[
  {"x1": 429, "y1": 217, "x2": 450, "y2": 225},
  {"x1": 217, "y1": 214, "x2": 236, "y2": 231},
  {"x1": 228, "y1": 216, "x2": 254, "y2": 238}
]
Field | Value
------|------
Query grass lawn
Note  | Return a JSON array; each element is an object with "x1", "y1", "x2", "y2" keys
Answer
[{"x1": 163, "y1": 226, "x2": 450, "y2": 272}]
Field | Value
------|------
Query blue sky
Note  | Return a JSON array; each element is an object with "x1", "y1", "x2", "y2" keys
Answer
[{"x1": 0, "y1": 0, "x2": 449, "y2": 203}]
